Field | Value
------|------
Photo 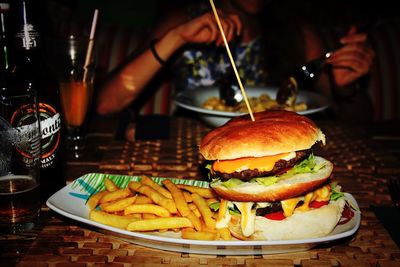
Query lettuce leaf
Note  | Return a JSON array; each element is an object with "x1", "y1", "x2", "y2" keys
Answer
[
  {"x1": 251, "y1": 176, "x2": 279, "y2": 186},
  {"x1": 220, "y1": 178, "x2": 243, "y2": 188},
  {"x1": 209, "y1": 201, "x2": 220, "y2": 212},
  {"x1": 330, "y1": 181, "x2": 344, "y2": 201}
]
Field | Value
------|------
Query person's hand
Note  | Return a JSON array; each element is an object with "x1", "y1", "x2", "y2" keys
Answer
[
  {"x1": 174, "y1": 10, "x2": 242, "y2": 46},
  {"x1": 327, "y1": 26, "x2": 375, "y2": 87}
]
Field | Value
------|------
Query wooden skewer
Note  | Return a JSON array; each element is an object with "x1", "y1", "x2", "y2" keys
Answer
[{"x1": 209, "y1": 0, "x2": 255, "y2": 121}]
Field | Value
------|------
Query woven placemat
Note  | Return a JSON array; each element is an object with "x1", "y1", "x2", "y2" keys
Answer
[
  {"x1": 16, "y1": 214, "x2": 400, "y2": 266},
  {"x1": 100, "y1": 117, "x2": 211, "y2": 179},
  {"x1": 14, "y1": 118, "x2": 400, "y2": 265}
]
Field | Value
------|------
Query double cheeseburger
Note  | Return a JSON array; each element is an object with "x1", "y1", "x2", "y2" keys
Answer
[{"x1": 200, "y1": 110, "x2": 349, "y2": 240}]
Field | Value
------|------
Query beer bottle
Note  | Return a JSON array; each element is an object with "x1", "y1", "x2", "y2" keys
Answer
[
  {"x1": 12, "y1": 0, "x2": 65, "y2": 202},
  {"x1": 276, "y1": 53, "x2": 331, "y2": 107},
  {"x1": 0, "y1": 0, "x2": 42, "y2": 230}
]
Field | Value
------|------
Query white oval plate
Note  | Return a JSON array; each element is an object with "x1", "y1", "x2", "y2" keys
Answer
[
  {"x1": 174, "y1": 87, "x2": 331, "y2": 127},
  {"x1": 47, "y1": 173, "x2": 360, "y2": 255}
]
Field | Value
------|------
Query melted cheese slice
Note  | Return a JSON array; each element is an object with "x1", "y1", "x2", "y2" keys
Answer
[
  {"x1": 280, "y1": 185, "x2": 332, "y2": 217},
  {"x1": 227, "y1": 185, "x2": 333, "y2": 238},
  {"x1": 212, "y1": 152, "x2": 295, "y2": 173},
  {"x1": 234, "y1": 202, "x2": 256, "y2": 237}
]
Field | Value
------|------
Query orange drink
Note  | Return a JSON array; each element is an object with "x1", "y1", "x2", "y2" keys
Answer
[{"x1": 60, "y1": 81, "x2": 93, "y2": 127}]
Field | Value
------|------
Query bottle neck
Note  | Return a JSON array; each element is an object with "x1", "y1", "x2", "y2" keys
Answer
[
  {"x1": 14, "y1": 0, "x2": 41, "y2": 52},
  {"x1": 13, "y1": 0, "x2": 44, "y2": 68},
  {"x1": 0, "y1": 2, "x2": 10, "y2": 71}
]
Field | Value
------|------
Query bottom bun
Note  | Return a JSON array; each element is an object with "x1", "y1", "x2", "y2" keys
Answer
[{"x1": 229, "y1": 198, "x2": 345, "y2": 241}]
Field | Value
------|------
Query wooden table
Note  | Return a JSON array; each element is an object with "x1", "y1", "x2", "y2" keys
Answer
[{"x1": 1, "y1": 114, "x2": 400, "y2": 266}]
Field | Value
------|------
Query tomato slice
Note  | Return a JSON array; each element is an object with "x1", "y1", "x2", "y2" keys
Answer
[
  {"x1": 309, "y1": 200, "x2": 329, "y2": 209},
  {"x1": 264, "y1": 211, "x2": 286, "y2": 220},
  {"x1": 338, "y1": 204, "x2": 355, "y2": 225}
]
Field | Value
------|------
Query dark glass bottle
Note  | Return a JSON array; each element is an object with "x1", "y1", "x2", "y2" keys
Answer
[
  {"x1": 218, "y1": 68, "x2": 243, "y2": 107},
  {"x1": 12, "y1": 0, "x2": 65, "y2": 202},
  {"x1": 276, "y1": 53, "x2": 331, "y2": 107},
  {"x1": 0, "y1": 1, "x2": 41, "y2": 181}
]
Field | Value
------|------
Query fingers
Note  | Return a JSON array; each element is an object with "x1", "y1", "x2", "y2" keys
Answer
[
  {"x1": 340, "y1": 32, "x2": 368, "y2": 44},
  {"x1": 346, "y1": 25, "x2": 357, "y2": 36},
  {"x1": 327, "y1": 43, "x2": 375, "y2": 86},
  {"x1": 179, "y1": 10, "x2": 241, "y2": 45},
  {"x1": 227, "y1": 13, "x2": 243, "y2": 36},
  {"x1": 213, "y1": 11, "x2": 241, "y2": 45},
  {"x1": 327, "y1": 43, "x2": 375, "y2": 70},
  {"x1": 215, "y1": 11, "x2": 232, "y2": 45},
  {"x1": 206, "y1": 13, "x2": 219, "y2": 43}
]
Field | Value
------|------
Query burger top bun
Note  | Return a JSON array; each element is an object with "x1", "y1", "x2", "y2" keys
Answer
[{"x1": 200, "y1": 110, "x2": 326, "y2": 160}]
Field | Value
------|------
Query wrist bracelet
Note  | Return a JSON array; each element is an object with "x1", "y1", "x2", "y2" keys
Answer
[{"x1": 150, "y1": 39, "x2": 166, "y2": 65}]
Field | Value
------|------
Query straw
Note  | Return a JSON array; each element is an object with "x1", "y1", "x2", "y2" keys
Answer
[
  {"x1": 209, "y1": 0, "x2": 255, "y2": 121},
  {"x1": 83, "y1": 9, "x2": 99, "y2": 82}
]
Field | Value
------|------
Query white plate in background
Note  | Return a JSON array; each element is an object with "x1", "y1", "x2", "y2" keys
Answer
[{"x1": 174, "y1": 86, "x2": 331, "y2": 127}]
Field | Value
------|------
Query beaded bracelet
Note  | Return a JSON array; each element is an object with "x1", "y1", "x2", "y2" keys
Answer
[{"x1": 150, "y1": 39, "x2": 166, "y2": 65}]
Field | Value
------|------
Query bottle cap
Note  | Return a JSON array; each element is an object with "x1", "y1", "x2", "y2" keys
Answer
[{"x1": 0, "y1": 3, "x2": 10, "y2": 11}]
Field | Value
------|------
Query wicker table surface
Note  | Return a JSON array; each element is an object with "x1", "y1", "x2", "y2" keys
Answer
[{"x1": 1, "y1": 116, "x2": 400, "y2": 267}]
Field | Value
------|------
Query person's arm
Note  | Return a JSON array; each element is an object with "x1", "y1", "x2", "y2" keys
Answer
[
  {"x1": 302, "y1": 25, "x2": 375, "y2": 97},
  {"x1": 302, "y1": 24, "x2": 375, "y2": 121},
  {"x1": 96, "y1": 10, "x2": 242, "y2": 115},
  {"x1": 96, "y1": 29, "x2": 184, "y2": 115}
]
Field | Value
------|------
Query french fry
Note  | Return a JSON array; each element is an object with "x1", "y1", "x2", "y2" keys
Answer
[
  {"x1": 181, "y1": 230, "x2": 217, "y2": 241},
  {"x1": 183, "y1": 191, "x2": 193, "y2": 202},
  {"x1": 87, "y1": 176, "x2": 231, "y2": 240},
  {"x1": 186, "y1": 211, "x2": 202, "y2": 231},
  {"x1": 99, "y1": 188, "x2": 132, "y2": 204},
  {"x1": 201, "y1": 220, "x2": 217, "y2": 233},
  {"x1": 188, "y1": 203, "x2": 201, "y2": 218},
  {"x1": 129, "y1": 182, "x2": 177, "y2": 214},
  {"x1": 216, "y1": 199, "x2": 231, "y2": 229},
  {"x1": 87, "y1": 190, "x2": 108, "y2": 210},
  {"x1": 104, "y1": 177, "x2": 119, "y2": 192},
  {"x1": 176, "y1": 184, "x2": 217, "y2": 198},
  {"x1": 124, "y1": 204, "x2": 171, "y2": 217},
  {"x1": 89, "y1": 210, "x2": 138, "y2": 229},
  {"x1": 192, "y1": 193, "x2": 216, "y2": 230},
  {"x1": 217, "y1": 227, "x2": 232, "y2": 241},
  {"x1": 127, "y1": 181, "x2": 141, "y2": 192},
  {"x1": 217, "y1": 199, "x2": 228, "y2": 222},
  {"x1": 142, "y1": 213, "x2": 157, "y2": 219},
  {"x1": 134, "y1": 195, "x2": 153, "y2": 204},
  {"x1": 101, "y1": 196, "x2": 137, "y2": 212},
  {"x1": 140, "y1": 175, "x2": 172, "y2": 199},
  {"x1": 162, "y1": 179, "x2": 203, "y2": 231},
  {"x1": 162, "y1": 179, "x2": 190, "y2": 216},
  {"x1": 129, "y1": 213, "x2": 142, "y2": 219},
  {"x1": 126, "y1": 217, "x2": 193, "y2": 231}
]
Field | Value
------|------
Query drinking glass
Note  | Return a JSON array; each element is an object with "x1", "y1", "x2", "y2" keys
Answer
[
  {"x1": 49, "y1": 36, "x2": 95, "y2": 159},
  {"x1": 0, "y1": 100, "x2": 41, "y2": 233}
]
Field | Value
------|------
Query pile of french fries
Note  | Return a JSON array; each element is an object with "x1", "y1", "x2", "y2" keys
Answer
[{"x1": 87, "y1": 176, "x2": 232, "y2": 241}]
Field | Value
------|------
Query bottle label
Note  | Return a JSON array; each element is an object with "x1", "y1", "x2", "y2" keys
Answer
[
  {"x1": 38, "y1": 103, "x2": 61, "y2": 169},
  {"x1": 9, "y1": 104, "x2": 41, "y2": 167},
  {"x1": 16, "y1": 24, "x2": 39, "y2": 50}
]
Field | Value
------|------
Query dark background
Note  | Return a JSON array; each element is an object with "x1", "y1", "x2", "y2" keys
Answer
[{"x1": 37, "y1": 0, "x2": 400, "y2": 38}]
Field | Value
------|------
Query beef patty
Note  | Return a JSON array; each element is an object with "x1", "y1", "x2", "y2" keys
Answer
[{"x1": 214, "y1": 149, "x2": 311, "y2": 181}]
